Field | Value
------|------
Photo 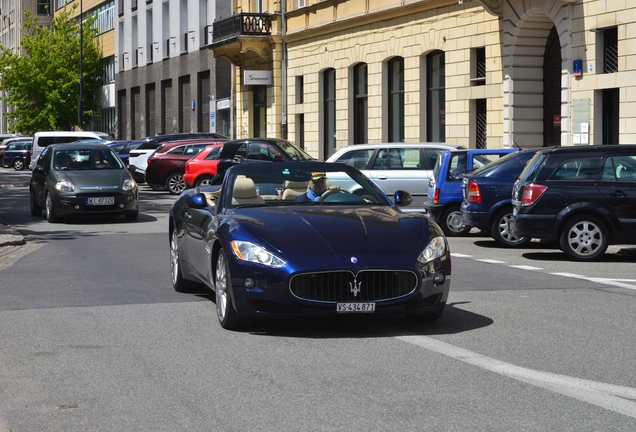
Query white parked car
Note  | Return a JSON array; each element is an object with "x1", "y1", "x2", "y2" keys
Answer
[{"x1": 326, "y1": 142, "x2": 463, "y2": 213}]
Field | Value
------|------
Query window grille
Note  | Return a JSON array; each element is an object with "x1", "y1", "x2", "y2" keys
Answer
[
  {"x1": 476, "y1": 99, "x2": 487, "y2": 149},
  {"x1": 604, "y1": 27, "x2": 618, "y2": 73}
]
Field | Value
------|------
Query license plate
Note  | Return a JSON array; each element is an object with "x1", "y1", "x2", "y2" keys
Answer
[
  {"x1": 86, "y1": 197, "x2": 115, "y2": 206},
  {"x1": 336, "y1": 302, "x2": 375, "y2": 313}
]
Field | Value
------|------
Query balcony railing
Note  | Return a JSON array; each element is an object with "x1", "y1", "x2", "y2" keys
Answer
[{"x1": 212, "y1": 13, "x2": 271, "y2": 43}]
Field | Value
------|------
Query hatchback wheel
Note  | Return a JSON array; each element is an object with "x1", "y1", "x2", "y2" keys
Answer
[
  {"x1": 167, "y1": 173, "x2": 186, "y2": 194},
  {"x1": 491, "y1": 209, "x2": 531, "y2": 248},
  {"x1": 559, "y1": 214, "x2": 608, "y2": 261},
  {"x1": 12, "y1": 159, "x2": 25, "y2": 170},
  {"x1": 30, "y1": 189, "x2": 42, "y2": 217},
  {"x1": 440, "y1": 207, "x2": 471, "y2": 236},
  {"x1": 196, "y1": 175, "x2": 215, "y2": 188},
  {"x1": 45, "y1": 192, "x2": 59, "y2": 223}
]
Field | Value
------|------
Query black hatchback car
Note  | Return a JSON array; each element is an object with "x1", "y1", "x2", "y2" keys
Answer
[
  {"x1": 1, "y1": 138, "x2": 33, "y2": 170},
  {"x1": 510, "y1": 145, "x2": 636, "y2": 261}
]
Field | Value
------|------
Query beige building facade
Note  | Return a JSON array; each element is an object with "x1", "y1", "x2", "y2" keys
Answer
[{"x1": 212, "y1": 0, "x2": 636, "y2": 159}]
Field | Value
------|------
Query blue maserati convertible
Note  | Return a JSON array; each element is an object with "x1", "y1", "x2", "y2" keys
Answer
[{"x1": 169, "y1": 161, "x2": 451, "y2": 330}]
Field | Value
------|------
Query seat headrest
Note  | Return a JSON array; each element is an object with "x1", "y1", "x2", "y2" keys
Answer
[
  {"x1": 284, "y1": 180, "x2": 307, "y2": 190},
  {"x1": 233, "y1": 176, "x2": 258, "y2": 199}
]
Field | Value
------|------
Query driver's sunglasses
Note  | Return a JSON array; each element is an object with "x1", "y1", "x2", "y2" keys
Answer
[{"x1": 313, "y1": 178, "x2": 327, "y2": 184}]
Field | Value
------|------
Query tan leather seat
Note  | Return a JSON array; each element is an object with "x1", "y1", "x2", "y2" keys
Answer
[
  {"x1": 231, "y1": 176, "x2": 265, "y2": 206},
  {"x1": 281, "y1": 180, "x2": 307, "y2": 201}
]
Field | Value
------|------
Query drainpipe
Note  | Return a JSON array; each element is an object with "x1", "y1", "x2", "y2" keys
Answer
[{"x1": 280, "y1": 0, "x2": 287, "y2": 139}]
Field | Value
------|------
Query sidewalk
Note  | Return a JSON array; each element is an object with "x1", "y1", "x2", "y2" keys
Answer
[{"x1": 0, "y1": 223, "x2": 25, "y2": 247}]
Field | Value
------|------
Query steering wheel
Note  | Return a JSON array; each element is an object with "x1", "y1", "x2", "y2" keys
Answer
[{"x1": 319, "y1": 188, "x2": 351, "y2": 203}]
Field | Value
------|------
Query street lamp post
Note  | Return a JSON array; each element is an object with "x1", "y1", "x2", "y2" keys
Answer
[{"x1": 78, "y1": 0, "x2": 84, "y2": 128}]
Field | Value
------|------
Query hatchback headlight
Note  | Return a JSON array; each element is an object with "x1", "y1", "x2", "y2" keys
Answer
[
  {"x1": 230, "y1": 240, "x2": 286, "y2": 267},
  {"x1": 122, "y1": 179, "x2": 136, "y2": 191},
  {"x1": 418, "y1": 236, "x2": 447, "y2": 263},
  {"x1": 55, "y1": 181, "x2": 75, "y2": 192}
]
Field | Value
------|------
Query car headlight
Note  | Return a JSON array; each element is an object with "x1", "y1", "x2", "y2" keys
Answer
[
  {"x1": 230, "y1": 240, "x2": 286, "y2": 267},
  {"x1": 55, "y1": 181, "x2": 75, "y2": 192},
  {"x1": 122, "y1": 179, "x2": 136, "y2": 191},
  {"x1": 418, "y1": 236, "x2": 447, "y2": 263}
]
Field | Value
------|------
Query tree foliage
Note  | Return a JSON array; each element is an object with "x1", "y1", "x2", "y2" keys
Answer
[{"x1": 0, "y1": 6, "x2": 102, "y2": 134}]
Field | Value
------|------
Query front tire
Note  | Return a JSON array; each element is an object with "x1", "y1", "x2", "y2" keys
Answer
[
  {"x1": 30, "y1": 189, "x2": 42, "y2": 217},
  {"x1": 559, "y1": 214, "x2": 608, "y2": 261},
  {"x1": 13, "y1": 159, "x2": 25, "y2": 170},
  {"x1": 215, "y1": 249, "x2": 248, "y2": 330},
  {"x1": 125, "y1": 210, "x2": 139, "y2": 221},
  {"x1": 45, "y1": 192, "x2": 59, "y2": 223},
  {"x1": 440, "y1": 206, "x2": 471, "y2": 236},
  {"x1": 491, "y1": 209, "x2": 531, "y2": 248},
  {"x1": 167, "y1": 173, "x2": 186, "y2": 195}
]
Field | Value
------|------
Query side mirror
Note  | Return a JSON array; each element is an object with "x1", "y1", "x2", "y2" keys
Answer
[
  {"x1": 394, "y1": 190, "x2": 413, "y2": 207},
  {"x1": 186, "y1": 193, "x2": 210, "y2": 209}
]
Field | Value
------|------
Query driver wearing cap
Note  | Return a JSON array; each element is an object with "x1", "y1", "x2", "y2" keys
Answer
[{"x1": 295, "y1": 172, "x2": 340, "y2": 203}]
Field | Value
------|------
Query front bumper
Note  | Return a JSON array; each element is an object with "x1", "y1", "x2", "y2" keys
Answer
[
  {"x1": 422, "y1": 201, "x2": 444, "y2": 222},
  {"x1": 54, "y1": 191, "x2": 138, "y2": 216}
]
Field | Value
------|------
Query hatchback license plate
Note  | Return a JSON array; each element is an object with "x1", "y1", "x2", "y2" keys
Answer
[
  {"x1": 87, "y1": 197, "x2": 115, "y2": 206},
  {"x1": 337, "y1": 302, "x2": 375, "y2": 313}
]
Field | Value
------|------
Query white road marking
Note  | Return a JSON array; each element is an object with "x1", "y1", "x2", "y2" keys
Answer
[
  {"x1": 397, "y1": 335, "x2": 636, "y2": 419},
  {"x1": 552, "y1": 272, "x2": 636, "y2": 291},
  {"x1": 509, "y1": 265, "x2": 543, "y2": 271},
  {"x1": 475, "y1": 259, "x2": 506, "y2": 264}
]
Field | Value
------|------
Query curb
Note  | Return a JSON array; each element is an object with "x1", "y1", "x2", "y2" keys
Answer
[{"x1": 0, "y1": 224, "x2": 25, "y2": 247}]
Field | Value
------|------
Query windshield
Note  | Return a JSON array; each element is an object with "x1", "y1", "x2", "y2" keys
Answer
[
  {"x1": 222, "y1": 164, "x2": 389, "y2": 209},
  {"x1": 274, "y1": 139, "x2": 315, "y2": 161},
  {"x1": 54, "y1": 148, "x2": 124, "y2": 171}
]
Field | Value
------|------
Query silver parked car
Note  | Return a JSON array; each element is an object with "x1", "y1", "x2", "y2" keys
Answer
[{"x1": 327, "y1": 142, "x2": 463, "y2": 213}]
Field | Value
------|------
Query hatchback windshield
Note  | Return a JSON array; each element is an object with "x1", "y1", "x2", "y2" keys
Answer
[{"x1": 54, "y1": 148, "x2": 124, "y2": 171}]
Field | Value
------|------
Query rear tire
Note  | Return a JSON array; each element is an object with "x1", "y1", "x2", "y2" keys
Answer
[
  {"x1": 215, "y1": 249, "x2": 248, "y2": 330},
  {"x1": 559, "y1": 214, "x2": 608, "y2": 261},
  {"x1": 196, "y1": 175, "x2": 216, "y2": 188},
  {"x1": 491, "y1": 209, "x2": 531, "y2": 248},
  {"x1": 440, "y1": 206, "x2": 471, "y2": 236},
  {"x1": 30, "y1": 189, "x2": 42, "y2": 217}
]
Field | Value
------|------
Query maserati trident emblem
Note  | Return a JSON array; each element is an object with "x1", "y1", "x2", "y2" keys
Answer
[{"x1": 349, "y1": 278, "x2": 362, "y2": 297}]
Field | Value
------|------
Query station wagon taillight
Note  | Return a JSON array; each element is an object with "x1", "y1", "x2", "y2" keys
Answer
[
  {"x1": 521, "y1": 184, "x2": 547, "y2": 206},
  {"x1": 467, "y1": 180, "x2": 482, "y2": 203}
]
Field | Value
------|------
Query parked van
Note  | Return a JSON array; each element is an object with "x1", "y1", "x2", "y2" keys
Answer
[{"x1": 28, "y1": 131, "x2": 111, "y2": 169}]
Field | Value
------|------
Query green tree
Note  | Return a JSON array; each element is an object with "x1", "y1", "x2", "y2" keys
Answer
[{"x1": 0, "y1": 6, "x2": 102, "y2": 134}]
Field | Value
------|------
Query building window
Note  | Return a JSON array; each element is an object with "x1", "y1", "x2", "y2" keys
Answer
[
  {"x1": 293, "y1": 0, "x2": 305, "y2": 9},
  {"x1": 161, "y1": 79, "x2": 172, "y2": 134},
  {"x1": 92, "y1": 1, "x2": 114, "y2": 35},
  {"x1": 198, "y1": 71, "x2": 210, "y2": 133},
  {"x1": 101, "y1": 56, "x2": 115, "y2": 83},
  {"x1": 296, "y1": 76, "x2": 304, "y2": 104},
  {"x1": 603, "y1": 27, "x2": 618, "y2": 73},
  {"x1": 37, "y1": 0, "x2": 51, "y2": 15},
  {"x1": 323, "y1": 68, "x2": 336, "y2": 157},
  {"x1": 131, "y1": 87, "x2": 141, "y2": 140},
  {"x1": 476, "y1": 99, "x2": 487, "y2": 149},
  {"x1": 146, "y1": 83, "x2": 156, "y2": 137},
  {"x1": 297, "y1": 114, "x2": 305, "y2": 150},
  {"x1": 179, "y1": 75, "x2": 192, "y2": 133},
  {"x1": 427, "y1": 51, "x2": 445, "y2": 142},
  {"x1": 388, "y1": 57, "x2": 404, "y2": 143},
  {"x1": 117, "y1": 89, "x2": 126, "y2": 140},
  {"x1": 353, "y1": 63, "x2": 368, "y2": 144},
  {"x1": 254, "y1": 86, "x2": 267, "y2": 138},
  {"x1": 471, "y1": 47, "x2": 486, "y2": 86}
]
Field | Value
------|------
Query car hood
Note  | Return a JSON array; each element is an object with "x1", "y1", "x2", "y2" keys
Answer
[
  {"x1": 56, "y1": 170, "x2": 132, "y2": 189},
  {"x1": 225, "y1": 206, "x2": 436, "y2": 257}
]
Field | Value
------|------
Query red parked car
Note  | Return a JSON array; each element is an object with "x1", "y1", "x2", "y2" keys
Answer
[
  {"x1": 144, "y1": 139, "x2": 226, "y2": 194},
  {"x1": 183, "y1": 143, "x2": 225, "y2": 188}
]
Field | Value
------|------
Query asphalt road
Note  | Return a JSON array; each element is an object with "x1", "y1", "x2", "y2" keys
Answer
[{"x1": 1, "y1": 168, "x2": 635, "y2": 431}]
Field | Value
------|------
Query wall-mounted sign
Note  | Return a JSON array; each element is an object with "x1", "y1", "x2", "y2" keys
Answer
[
  {"x1": 216, "y1": 98, "x2": 231, "y2": 110},
  {"x1": 573, "y1": 59, "x2": 583, "y2": 77},
  {"x1": 244, "y1": 70, "x2": 272, "y2": 85}
]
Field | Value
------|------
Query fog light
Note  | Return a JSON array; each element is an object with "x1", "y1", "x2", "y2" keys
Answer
[
  {"x1": 119, "y1": 204, "x2": 124, "y2": 209},
  {"x1": 75, "y1": 205, "x2": 80, "y2": 210},
  {"x1": 433, "y1": 271, "x2": 445, "y2": 286},
  {"x1": 244, "y1": 277, "x2": 256, "y2": 288}
]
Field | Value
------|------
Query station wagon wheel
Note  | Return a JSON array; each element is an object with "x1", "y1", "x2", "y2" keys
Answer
[
  {"x1": 491, "y1": 208, "x2": 531, "y2": 248},
  {"x1": 440, "y1": 206, "x2": 471, "y2": 236},
  {"x1": 12, "y1": 158, "x2": 25, "y2": 170},
  {"x1": 559, "y1": 214, "x2": 608, "y2": 261},
  {"x1": 30, "y1": 189, "x2": 42, "y2": 217},
  {"x1": 215, "y1": 249, "x2": 247, "y2": 330},
  {"x1": 196, "y1": 175, "x2": 215, "y2": 188},
  {"x1": 167, "y1": 173, "x2": 186, "y2": 195},
  {"x1": 45, "y1": 191, "x2": 59, "y2": 223}
]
